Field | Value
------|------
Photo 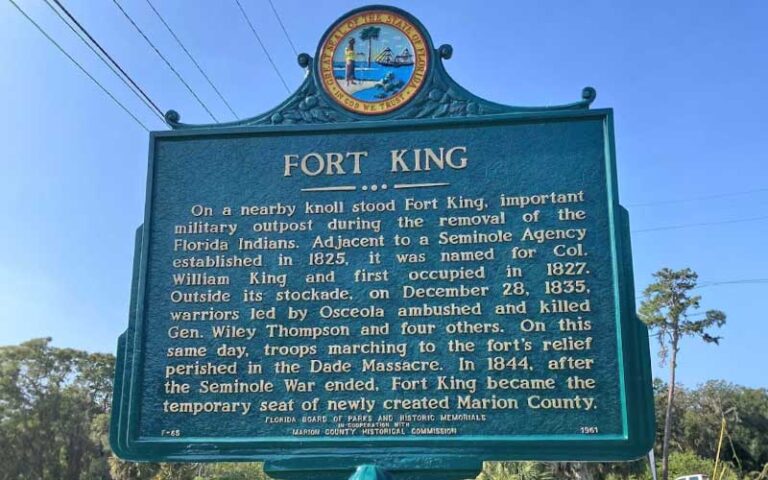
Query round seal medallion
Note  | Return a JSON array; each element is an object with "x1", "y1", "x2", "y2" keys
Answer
[{"x1": 317, "y1": 9, "x2": 430, "y2": 115}]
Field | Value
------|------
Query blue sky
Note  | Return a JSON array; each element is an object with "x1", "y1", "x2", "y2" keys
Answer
[{"x1": 0, "y1": 0, "x2": 766, "y2": 389}]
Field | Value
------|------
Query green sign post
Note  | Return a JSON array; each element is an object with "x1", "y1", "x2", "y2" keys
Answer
[{"x1": 111, "y1": 6, "x2": 654, "y2": 479}]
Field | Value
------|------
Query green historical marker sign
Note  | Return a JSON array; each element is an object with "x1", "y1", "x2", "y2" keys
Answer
[{"x1": 111, "y1": 5, "x2": 654, "y2": 479}]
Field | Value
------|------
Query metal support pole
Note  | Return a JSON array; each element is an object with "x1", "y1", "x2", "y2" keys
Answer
[{"x1": 349, "y1": 465, "x2": 394, "y2": 480}]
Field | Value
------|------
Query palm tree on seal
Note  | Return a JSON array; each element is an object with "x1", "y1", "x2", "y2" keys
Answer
[{"x1": 360, "y1": 26, "x2": 381, "y2": 68}]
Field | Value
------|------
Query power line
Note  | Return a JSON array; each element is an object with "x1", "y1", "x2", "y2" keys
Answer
[
  {"x1": 626, "y1": 187, "x2": 768, "y2": 207},
  {"x1": 638, "y1": 277, "x2": 768, "y2": 306},
  {"x1": 632, "y1": 215, "x2": 768, "y2": 233},
  {"x1": 43, "y1": 0, "x2": 165, "y2": 124},
  {"x1": 233, "y1": 0, "x2": 291, "y2": 93},
  {"x1": 144, "y1": 0, "x2": 239, "y2": 119},
  {"x1": 111, "y1": 0, "x2": 218, "y2": 122},
  {"x1": 6, "y1": 0, "x2": 149, "y2": 131},
  {"x1": 696, "y1": 279, "x2": 768, "y2": 289},
  {"x1": 266, "y1": 0, "x2": 298, "y2": 57},
  {"x1": 49, "y1": 0, "x2": 165, "y2": 121}
]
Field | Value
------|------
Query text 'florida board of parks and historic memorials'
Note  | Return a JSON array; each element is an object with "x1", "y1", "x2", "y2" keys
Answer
[{"x1": 139, "y1": 119, "x2": 624, "y2": 440}]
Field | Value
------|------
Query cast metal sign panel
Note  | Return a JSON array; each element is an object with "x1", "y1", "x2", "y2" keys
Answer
[{"x1": 111, "y1": 5, "x2": 653, "y2": 474}]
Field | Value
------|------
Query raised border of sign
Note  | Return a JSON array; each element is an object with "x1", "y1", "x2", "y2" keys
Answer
[
  {"x1": 111, "y1": 4, "x2": 654, "y2": 477},
  {"x1": 111, "y1": 112, "x2": 654, "y2": 464}
]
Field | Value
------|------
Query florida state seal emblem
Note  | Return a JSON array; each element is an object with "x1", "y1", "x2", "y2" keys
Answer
[{"x1": 317, "y1": 8, "x2": 429, "y2": 115}]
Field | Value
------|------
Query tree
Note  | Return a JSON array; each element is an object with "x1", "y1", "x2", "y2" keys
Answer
[
  {"x1": 663, "y1": 450, "x2": 737, "y2": 480},
  {"x1": 359, "y1": 26, "x2": 381, "y2": 67},
  {"x1": 597, "y1": 458, "x2": 648, "y2": 480},
  {"x1": 196, "y1": 463, "x2": 270, "y2": 480},
  {"x1": 153, "y1": 463, "x2": 202, "y2": 480},
  {"x1": 0, "y1": 338, "x2": 115, "y2": 480},
  {"x1": 478, "y1": 462, "x2": 554, "y2": 480},
  {"x1": 653, "y1": 379, "x2": 694, "y2": 458},
  {"x1": 680, "y1": 381, "x2": 768, "y2": 475},
  {"x1": 639, "y1": 268, "x2": 726, "y2": 480},
  {"x1": 108, "y1": 456, "x2": 159, "y2": 480}
]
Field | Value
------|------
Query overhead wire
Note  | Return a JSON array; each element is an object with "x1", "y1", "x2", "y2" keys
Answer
[
  {"x1": 50, "y1": 0, "x2": 164, "y2": 121},
  {"x1": 232, "y1": 0, "x2": 291, "y2": 93},
  {"x1": 695, "y1": 279, "x2": 768, "y2": 289},
  {"x1": 629, "y1": 187, "x2": 768, "y2": 233},
  {"x1": 111, "y1": 0, "x2": 219, "y2": 122},
  {"x1": 6, "y1": 0, "x2": 149, "y2": 131},
  {"x1": 626, "y1": 187, "x2": 768, "y2": 207},
  {"x1": 43, "y1": 0, "x2": 166, "y2": 124},
  {"x1": 144, "y1": 0, "x2": 239, "y2": 119},
  {"x1": 266, "y1": 0, "x2": 298, "y2": 57},
  {"x1": 631, "y1": 215, "x2": 768, "y2": 233}
]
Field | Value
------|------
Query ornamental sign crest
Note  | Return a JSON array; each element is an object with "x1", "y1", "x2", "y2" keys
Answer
[{"x1": 317, "y1": 9, "x2": 429, "y2": 115}]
